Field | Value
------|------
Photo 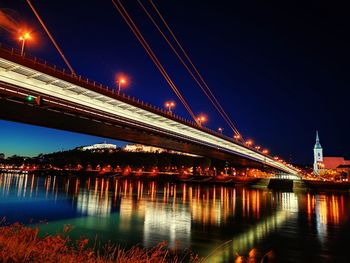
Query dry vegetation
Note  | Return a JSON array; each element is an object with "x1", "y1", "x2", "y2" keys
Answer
[
  {"x1": 0, "y1": 223, "x2": 201, "y2": 263},
  {"x1": 0, "y1": 223, "x2": 275, "y2": 263}
]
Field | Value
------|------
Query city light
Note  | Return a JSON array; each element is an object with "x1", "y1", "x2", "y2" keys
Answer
[
  {"x1": 115, "y1": 74, "x2": 128, "y2": 95},
  {"x1": 117, "y1": 78, "x2": 126, "y2": 95},
  {"x1": 165, "y1": 101, "x2": 175, "y2": 113},
  {"x1": 234, "y1": 134, "x2": 241, "y2": 140},
  {"x1": 218, "y1": 127, "x2": 223, "y2": 134},
  {"x1": 19, "y1": 32, "x2": 31, "y2": 41},
  {"x1": 246, "y1": 140, "x2": 253, "y2": 147},
  {"x1": 255, "y1": 146, "x2": 261, "y2": 151},
  {"x1": 197, "y1": 115, "x2": 207, "y2": 125},
  {"x1": 262, "y1": 149, "x2": 269, "y2": 154},
  {"x1": 19, "y1": 31, "x2": 31, "y2": 56},
  {"x1": 26, "y1": 95, "x2": 34, "y2": 102}
]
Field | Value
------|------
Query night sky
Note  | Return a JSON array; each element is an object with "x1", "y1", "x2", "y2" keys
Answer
[{"x1": 0, "y1": 0, "x2": 349, "y2": 164}]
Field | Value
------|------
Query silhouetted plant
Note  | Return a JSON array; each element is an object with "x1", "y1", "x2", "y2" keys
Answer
[{"x1": 0, "y1": 223, "x2": 202, "y2": 263}]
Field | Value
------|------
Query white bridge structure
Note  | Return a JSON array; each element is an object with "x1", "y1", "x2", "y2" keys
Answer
[{"x1": 0, "y1": 45, "x2": 299, "y2": 175}]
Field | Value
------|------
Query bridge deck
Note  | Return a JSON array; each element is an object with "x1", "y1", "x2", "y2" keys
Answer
[{"x1": 0, "y1": 43, "x2": 300, "y2": 174}]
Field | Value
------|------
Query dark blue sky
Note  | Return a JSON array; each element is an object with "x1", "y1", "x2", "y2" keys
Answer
[{"x1": 0, "y1": 0, "x2": 349, "y2": 164}]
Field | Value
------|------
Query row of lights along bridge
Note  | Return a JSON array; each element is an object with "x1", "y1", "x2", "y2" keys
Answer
[{"x1": 17, "y1": 31, "x2": 285, "y2": 164}]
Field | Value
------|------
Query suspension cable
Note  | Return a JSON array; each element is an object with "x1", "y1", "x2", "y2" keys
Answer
[
  {"x1": 146, "y1": 0, "x2": 244, "y2": 140},
  {"x1": 111, "y1": 0, "x2": 199, "y2": 124},
  {"x1": 112, "y1": 0, "x2": 194, "y2": 122},
  {"x1": 138, "y1": 0, "x2": 243, "y2": 139},
  {"x1": 26, "y1": 0, "x2": 76, "y2": 76}
]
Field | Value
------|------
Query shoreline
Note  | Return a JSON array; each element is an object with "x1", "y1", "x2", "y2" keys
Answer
[{"x1": 2, "y1": 169, "x2": 350, "y2": 192}]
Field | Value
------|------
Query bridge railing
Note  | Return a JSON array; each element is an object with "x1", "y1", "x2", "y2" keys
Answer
[{"x1": 0, "y1": 42, "x2": 275, "y2": 159}]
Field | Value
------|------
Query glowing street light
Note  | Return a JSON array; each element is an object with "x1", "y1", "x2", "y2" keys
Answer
[
  {"x1": 218, "y1": 127, "x2": 223, "y2": 134},
  {"x1": 245, "y1": 140, "x2": 253, "y2": 147},
  {"x1": 19, "y1": 32, "x2": 31, "y2": 56},
  {"x1": 273, "y1": 156, "x2": 279, "y2": 160},
  {"x1": 116, "y1": 77, "x2": 126, "y2": 95},
  {"x1": 165, "y1": 101, "x2": 175, "y2": 113},
  {"x1": 197, "y1": 115, "x2": 206, "y2": 126},
  {"x1": 234, "y1": 134, "x2": 241, "y2": 140},
  {"x1": 262, "y1": 149, "x2": 269, "y2": 155},
  {"x1": 255, "y1": 145, "x2": 261, "y2": 151}
]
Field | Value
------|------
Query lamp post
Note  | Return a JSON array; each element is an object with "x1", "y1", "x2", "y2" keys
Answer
[
  {"x1": 246, "y1": 140, "x2": 253, "y2": 147},
  {"x1": 19, "y1": 32, "x2": 31, "y2": 56},
  {"x1": 197, "y1": 115, "x2": 206, "y2": 126},
  {"x1": 234, "y1": 134, "x2": 241, "y2": 141},
  {"x1": 262, "y1": 149, "x2": 269, "y2": 167},
  {"x1": 165, "y1": 101, "x2": 175, "y2": 113},
  {"x1": 117, "y1": 78, "x2": 126, "y2": 95},
  {"x1": 218, "y1": 127, "x2": 223, "y2": 134}
]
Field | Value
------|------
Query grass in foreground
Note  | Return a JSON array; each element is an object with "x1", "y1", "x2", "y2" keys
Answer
[
  {"x1": 0, "y1": 223, "x2": 275, "y2": 262},
  {"x1": 0, "y1": 223, "x2": 201, "y2": 263}
]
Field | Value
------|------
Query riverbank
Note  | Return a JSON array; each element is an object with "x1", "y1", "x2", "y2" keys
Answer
[
  {"x1": 303, "y1": 179, "x2": 350, "y2": 191},
  {"x1": 1, "y1": 169, "x2": 261, "y2": 186},
  {"x1": 3, "y1": 169, "x2": 350, "y2": 192},
  {"x1": 0, "y1": 223, "x2": 200, "y2": 263}
]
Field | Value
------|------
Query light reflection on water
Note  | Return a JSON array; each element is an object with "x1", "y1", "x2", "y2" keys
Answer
[{"x1": 1, "y1": 173, "x2": 350, "y2": 262}]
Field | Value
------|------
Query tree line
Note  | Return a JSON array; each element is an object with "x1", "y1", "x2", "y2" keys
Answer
[{"x1": 1, "y1": 149, "x2": 227, "y2": 172}]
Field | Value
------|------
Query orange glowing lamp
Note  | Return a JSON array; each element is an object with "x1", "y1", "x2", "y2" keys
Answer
[
  {"x1": 246, "y1": 140, "x2": 253, "y2": 146},
  {"x1": 19, "y1": 32, "x2": 32, "y2": 56},
  {"x1": 165, "y1": 101, "x2": 175, "y2": 113},
  {"x1": 116, "y1": 74, "x2": 129, "y2": 95},
  {"x1": 262, "y1": 149, "x2": 269, "y2": 154},
  {"x1": 197, "y1": 115, "x2": 207, "y2": 125}
]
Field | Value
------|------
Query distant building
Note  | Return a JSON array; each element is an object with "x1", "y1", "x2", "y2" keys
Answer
[
  {"x1": 322, "y1": 157, "x2": 350, "y2": 169},
  {"x1": 313, "y1": 131, "x2": 350, "y2": 177},
  {"x1": 124, "y1": 144, "x2": 165, "y2": 153},
  {"x1": 123, "y1": 144, "x2": 199, "y2": 157},
  {"x1": 79, "y1": 142, "x2": 117, "y2": 152}
]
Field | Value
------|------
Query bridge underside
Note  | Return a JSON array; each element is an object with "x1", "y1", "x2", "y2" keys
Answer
[{"x1": 0, "y1": 95, "x2": 273, "y2": 171}]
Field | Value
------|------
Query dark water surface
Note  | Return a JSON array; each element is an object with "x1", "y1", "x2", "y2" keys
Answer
[{"x1": 1, "y1": 173, "x2": 349, "y2": 262}]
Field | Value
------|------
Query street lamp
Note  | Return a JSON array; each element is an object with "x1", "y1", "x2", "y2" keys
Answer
[
  {"x1": 218, "y1": 127, "x2": 223, "y2": 134},
  {"x1": 165, "y1": 101, "x2": 175, "y2": 113},
  {"x1": 19, "y1": 32, "x2": 31, "y2": 56},
  {"x1": 246, "y1": 140, "x2": 253, "y2": 147},
  {"x1": 116, "y1": 78, "x2": 126, "y2": 95},
  {"x1": 255, "y1": 145, "x2": 261, "y2": 151},
  {"x1": 234, "y1": 134, "x2": 241, "y2": 140},
  {"x1": 197, "y1": 115, "x2": 206, "y2": 126},
  {"x1": 262, "y1": 149, "x2": 269, "y2": 167}
]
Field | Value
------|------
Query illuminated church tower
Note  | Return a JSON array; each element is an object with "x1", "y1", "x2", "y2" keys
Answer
[{"x1": 313, "y1": 131, "x2": 323, "y2": 175}]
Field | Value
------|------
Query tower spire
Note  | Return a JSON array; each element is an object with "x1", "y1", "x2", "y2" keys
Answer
[
  {"x1": 313, "y1": 130, "x2": 323, "y2": 175},
  {"x1": 314, "y1": 130, "x2": 322, "y2": 149}
]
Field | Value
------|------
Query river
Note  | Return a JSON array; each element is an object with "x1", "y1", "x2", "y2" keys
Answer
[{"x1": 0, "y1": 172, "x2": 349, "y2": 262}]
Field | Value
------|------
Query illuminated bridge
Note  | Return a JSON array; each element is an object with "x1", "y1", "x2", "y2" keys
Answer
[{"x1": 0, "y1": 45, "x2": 299, "y2": 175}]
